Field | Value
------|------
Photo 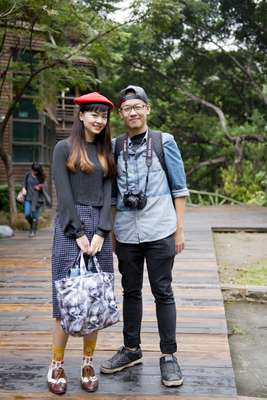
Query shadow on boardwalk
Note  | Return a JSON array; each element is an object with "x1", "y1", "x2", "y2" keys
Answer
[{"x1": 0, "y1": 206, "x2": 266, "y2": 399}]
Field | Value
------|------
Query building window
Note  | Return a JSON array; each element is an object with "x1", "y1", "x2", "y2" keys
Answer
[
  {"x1": 13, "y1": 120, "x2": 40, "y2": 142},
  {"x1": 12, "y1": 96, "x2": 55, "y2": 164},
  {"x1": 13, "y1": 144, "x2": 40, "y2": 163}
]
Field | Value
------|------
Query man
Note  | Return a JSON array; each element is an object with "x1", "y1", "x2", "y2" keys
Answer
[{"x1": 100, "y1": 85, "x2": 189, "y2": 387}]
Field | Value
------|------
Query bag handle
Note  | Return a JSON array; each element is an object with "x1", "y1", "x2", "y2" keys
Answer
[
  {"x1": 79, "y1": 251, "x2": 88, "y2": 276},
  {"x1": 91, "y1": 256, "x2": 101, "y2": 273},
  {"x1": 78, "y1": 252, "x2": 102, "y2": 276}
]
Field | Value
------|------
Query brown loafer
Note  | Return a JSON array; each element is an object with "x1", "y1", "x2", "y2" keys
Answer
[
  {"x1": 81, "y1": 363, "x2": 99, "y2": 392},
  {"x1": 47, "y1": 361, "x2": 67, "y2": 395}
]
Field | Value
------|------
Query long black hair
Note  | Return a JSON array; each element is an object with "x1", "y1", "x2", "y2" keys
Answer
[{"x1": 31, "y1": 162, "x2": 45, "y2": 183}]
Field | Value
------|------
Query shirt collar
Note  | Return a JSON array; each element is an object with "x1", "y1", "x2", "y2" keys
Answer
[{"x1": 128, "y1": 129, "x2": 148, "y2": 147}]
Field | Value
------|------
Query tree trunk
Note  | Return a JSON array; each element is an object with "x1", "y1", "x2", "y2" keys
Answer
[
  {"x1": 0, "y1": 147, "x2": 18, "y2": 226},
  {"x1": 234, "y1": 138, "x2": 244, "y2": 183}
]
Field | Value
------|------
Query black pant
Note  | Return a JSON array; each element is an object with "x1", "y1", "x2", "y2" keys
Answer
[{"x1": 116, "y1": 234, "x2": 177, "y2": 354}]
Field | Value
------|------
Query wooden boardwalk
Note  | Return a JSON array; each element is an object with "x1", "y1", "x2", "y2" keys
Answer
[{"x1": 1, "y1": 206, "x2": 266, "y2": 399}]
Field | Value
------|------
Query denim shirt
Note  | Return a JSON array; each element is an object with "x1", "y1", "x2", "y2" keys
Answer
[{"x1": 112, "y1": 131, "x2": 189, "y2": 243}]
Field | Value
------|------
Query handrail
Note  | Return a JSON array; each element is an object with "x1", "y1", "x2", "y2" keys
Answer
[{"x1": 188, "y1": 189, "x2": 243, "y2": 205}]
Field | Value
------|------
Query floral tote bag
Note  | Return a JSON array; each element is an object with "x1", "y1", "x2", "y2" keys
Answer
[{"x1": 55, "y1": 252, "x2": 119, "y2": 336}]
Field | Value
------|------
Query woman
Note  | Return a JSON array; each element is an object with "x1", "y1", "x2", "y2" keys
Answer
[
  {"x1": 48, "y1": 92, "x2": 115, "y2": 395},
  {"x1": 21, "y1": 162, "x2": 47, "y2": 237}
]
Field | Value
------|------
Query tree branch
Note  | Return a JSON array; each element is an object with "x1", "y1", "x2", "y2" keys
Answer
[
  {"x1": 188, "y1": 156, "x2": 226, "y2": 176},
  {"x1": 239, "y1": 134, "x2": 265, "y2": 143},
  {"x1": 29, "y1": 18, "x2": 37, "y2": 75},
  {"x1": 180, "y1": 89, "x2": 232, "y2": 139},
  {"x1": 0, "y1": 52, "x2": 13, "y2": 99},
  {"x1": 126, "y1": 58, "x2": 266, "y2": 149},
  {"x1": 183, "y1": 15, "x2": 267, "y2": 107},
  {"x1": 0, "y1": 23, "x2": 7, "y2": 54},
  {"x1": 62, "y1": 21, "x2": 129, "y2": 63},
  {"x1": 0, "y1": 1, "x2": 18, "y2": 20}
]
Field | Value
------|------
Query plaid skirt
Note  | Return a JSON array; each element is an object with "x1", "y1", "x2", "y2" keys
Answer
[{"x1": 51, "y1": 204, "x2": 113, "y2": 318}]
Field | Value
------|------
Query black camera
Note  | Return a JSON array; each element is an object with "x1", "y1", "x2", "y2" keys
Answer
[{"x1": 123, "y1": 191, "x2": 147, "y2": 209}]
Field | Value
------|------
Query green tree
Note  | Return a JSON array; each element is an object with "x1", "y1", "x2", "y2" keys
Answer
[{"x1": 102, "y1": 0, "x2": 266, "y2": 203}]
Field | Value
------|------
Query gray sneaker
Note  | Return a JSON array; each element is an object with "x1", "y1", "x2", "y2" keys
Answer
[
  {"x1": 100, "y1": 346, "x2": 142, "y2": 374},
  {"x1": 160, "y1": 354, "x2": 184, "y2": 387}
]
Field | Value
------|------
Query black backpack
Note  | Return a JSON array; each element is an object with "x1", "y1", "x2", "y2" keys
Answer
[{"x1": 114, "y1": 130, "x2": 171, "y2": 188}]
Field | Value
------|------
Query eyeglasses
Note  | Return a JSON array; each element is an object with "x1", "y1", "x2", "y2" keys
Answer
[{"x1": 120, "y1": 104, "x2": 147, "y2": 114}]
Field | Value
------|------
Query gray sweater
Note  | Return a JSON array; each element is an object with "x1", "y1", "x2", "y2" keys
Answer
[
  {"x1": 24, "y1": 173, "x2": 39, "y2": 201},
  {"x1": 53, "y1": 139, "x2": 112, "y2": 239}
]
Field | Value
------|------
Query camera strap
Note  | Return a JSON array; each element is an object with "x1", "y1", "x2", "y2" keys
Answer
[{"x1": 123, "y1": 133, "x2": 153, "y2": 194}]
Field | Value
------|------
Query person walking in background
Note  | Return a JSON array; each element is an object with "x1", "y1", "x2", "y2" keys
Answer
[
  {"x1": 20, "y1": 162, "x2": 49, "y2": 237},
  {"x1": 100, "y1": 85, "x2": 189, "y2": 387},
  {"x1": 48, "y1": 92, "x2": 115, "y2": 395}
]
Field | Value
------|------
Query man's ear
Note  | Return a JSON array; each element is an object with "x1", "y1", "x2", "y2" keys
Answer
[{"x1": 146, "y1": 104, "x2": 151, "y2": 115}]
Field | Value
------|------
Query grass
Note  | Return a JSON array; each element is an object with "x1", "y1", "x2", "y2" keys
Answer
[
  {"x1": 237, "y1": 259, "x2": 267, "y2": 286},
  {"x1": 228, "y1": 324, "x2": 246, "y2": 336}
]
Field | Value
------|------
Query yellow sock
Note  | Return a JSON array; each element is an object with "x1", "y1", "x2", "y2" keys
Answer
[
  {"x1": 83, "y1": 337, "x2": 97, "y2": 358},
  {"x1": 52, "y1": 345, "x2": 65, "y2": 362}
]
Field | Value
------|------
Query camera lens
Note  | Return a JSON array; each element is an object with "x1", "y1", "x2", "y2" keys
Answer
[
  {"x1": 123, "y1": 192, "x2": 139, "y2": 209},
  {"x1": 128, "y1": 195, "x2": 139, "y2": 208}
]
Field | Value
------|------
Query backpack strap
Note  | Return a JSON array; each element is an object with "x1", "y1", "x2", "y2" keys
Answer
[
  {"x1": 149, "y1": 130, "x2": 167, "y2": 173},
  {"x1": 114, "y1": 134, "x2": 127, "y2": 163},
  {"x1": 149, "y1": 130, "x2": 172, "y2": 190},
  {"x1": 112, "y1": 135, "x2": 126, "y2": 200}
]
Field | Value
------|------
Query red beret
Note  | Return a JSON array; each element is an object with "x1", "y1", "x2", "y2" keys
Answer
[{"x1": 74, "y1": 92, "x2": 114, "y2": 108}]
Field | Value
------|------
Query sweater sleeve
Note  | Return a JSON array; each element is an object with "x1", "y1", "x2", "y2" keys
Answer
[
  {"x1": 95, "y1": 177, "x2": 112, "y2": 237},
  {"x1": 53, "y1": 140, "x2": 85, "y2": 238}
]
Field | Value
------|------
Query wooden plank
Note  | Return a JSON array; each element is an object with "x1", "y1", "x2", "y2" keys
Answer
[
  {"x1": 5, "y1": 206, "x2": 266, "y2": 397},
  {"x1": 0, "y1": 348, "x2": 234, "y2": 368},
  {"x1": 0, "y1": 393, "x2": 237, "y2": 400},
  {"x1": 0, "y1": 352, "x2": 236, "y2": 396},
  {"x1": 0, "y1": 331, "x2": 232, "y2": 362}
]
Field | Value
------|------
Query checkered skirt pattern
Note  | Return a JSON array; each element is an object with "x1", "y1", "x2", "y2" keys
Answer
[{"x1": 51, "y1": 204, "x2": 113, "y2": 318}]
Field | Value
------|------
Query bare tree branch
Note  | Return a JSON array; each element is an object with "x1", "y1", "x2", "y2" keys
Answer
[
  {"x1": 239, "y1": 134, "x2": 265, "y2": 143},
  {"x1": 179, "y1": 89, "x2": 231, "y2": 138},
  {"x1": 188, "y1": 156, "x2": 226, "y2": 176}
]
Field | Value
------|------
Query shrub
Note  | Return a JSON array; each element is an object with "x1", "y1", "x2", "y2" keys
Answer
[
  {"x1": 221, "y1": 162, "x2": 267, "y2": 206},
  {"x1": 0, "y1": 185, "x2": 24, "y2": 212}
]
